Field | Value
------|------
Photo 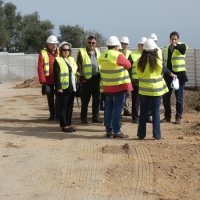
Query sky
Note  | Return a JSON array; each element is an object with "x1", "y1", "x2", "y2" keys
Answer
[{"x1": 2, "y1": 0, "x2": 200, "y2": 48}]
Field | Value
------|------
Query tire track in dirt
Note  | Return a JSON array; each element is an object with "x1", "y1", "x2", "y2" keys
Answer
[{"x1": 100, "y1": 142, "x2": 153, "y2": 200}]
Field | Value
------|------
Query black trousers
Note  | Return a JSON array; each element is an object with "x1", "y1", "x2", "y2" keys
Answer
[
  {"x1": 80, "y1": 75, "x2": 100, "y2": 120},
  {"x1": 131, "y1": 85, "x2": 140, "y2": 120},
  {"x1": 46, "y1": 84, "x2": 60, "y2": 118},
  {"x1": 57, "y1": 92, "x2": 74, "y2": 127}
]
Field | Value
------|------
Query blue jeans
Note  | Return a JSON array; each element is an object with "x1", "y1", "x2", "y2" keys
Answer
[
  {"x1": 163, "y1": 83, "x2": 185, "y2": 119},
  {"x1": 137, "y1": 95, "x2": 161, "y2": 139},
  {"x1": 104, "y1": 92, "x2": 125, "y2": 134}
]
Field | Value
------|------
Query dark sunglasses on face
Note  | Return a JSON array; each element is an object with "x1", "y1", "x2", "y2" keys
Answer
[
  {"x1": 88, "y1": 41, "x2": 96, "y2": 45},
  {"x1": 62, "y1": 48, "x2": 70, "y2": 52}
]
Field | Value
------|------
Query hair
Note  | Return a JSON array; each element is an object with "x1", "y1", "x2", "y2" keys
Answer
[
  {"x1": 107, "y1": 46, "x2": 116, "y2": 49},
  {"x1": 137, "y1": 50, "x2": 158, "y2": 73},
  {"x1": 170, "y1": 31, "x2": 179, "y2": 39},
  {"x1": 59, "y1": 44, "x2": 71, "y2": 57},
  {"x1": 87, "y1": 35, "x2": 96, "y2": 40}
]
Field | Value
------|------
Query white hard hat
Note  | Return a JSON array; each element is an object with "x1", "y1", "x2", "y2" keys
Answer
[
  {"x1": 143, "y1": 39, "x2": 157, "y2": 51},
  {"x1": 120, "y1": 36, "x2": 129, "y2": 44},
  {"x1": 106, "y1": 36, "x2": 121, "y2": 46},
  {"x1": 59, "y1": 41, "x2": 72, "y2": 48},
  {"x1": 138, "y1": 37, "x2": 147, "y2": 45},
  {"x1": 46, "y1": 35, "x2": 58, "y2": 44},
  {"x1": 150, "y1": 33, "x2": 158, "y2": 42}
]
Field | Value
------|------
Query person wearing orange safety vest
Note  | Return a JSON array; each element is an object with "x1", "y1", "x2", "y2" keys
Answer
[
  {"x1": 162, "y1": 31, "x2": 188, "y2": 124},
  {"x1": 98, "y1": 36, "x2": 133, "y2": 138},
  {"x1": 136, "y1": 39, "x2": 168, "y2": 140},
  {"x1": 128, "y1": 37, "x2": 147, "y2": 123},
  {"x1": 37, "y1": 35, "x2": 59, "y2": 121},
  {"x1": 53, "y1": 42, "x2": 78, "y2": 133},
  {"x1": 77, "y1": 36, "x2": 102, "y2": 124}
]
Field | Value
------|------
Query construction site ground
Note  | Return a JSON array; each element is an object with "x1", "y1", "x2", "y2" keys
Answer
[{"x1": 0, "y1": 80, "x2": 199, "y2": 200}]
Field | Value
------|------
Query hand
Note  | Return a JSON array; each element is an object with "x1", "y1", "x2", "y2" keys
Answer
[
  {"x1": 57, "y1": 89, "x2": 63, "y2": 93},
  {"x1": 42, "y1": 84, "x2": 51, "y2": 95},
  {"x1": 170, "y1": 73, "x2": 177, "y2": 78},
  {"x1": 79, "y1": 75, "x2": 87, "y2": 83}
]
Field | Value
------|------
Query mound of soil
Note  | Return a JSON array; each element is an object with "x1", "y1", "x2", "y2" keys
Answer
[{"x1": 15, "y1": 77, "x2": 40, "y2": 88}]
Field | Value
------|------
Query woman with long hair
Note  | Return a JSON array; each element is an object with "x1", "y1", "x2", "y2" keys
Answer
[{"x1": 137, "y1": 39, "x2": 168, "y2": 140}]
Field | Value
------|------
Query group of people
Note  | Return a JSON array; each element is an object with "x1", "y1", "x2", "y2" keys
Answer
[{"x1": 37, "y1": 31, "x2": 188, "y2": 139}]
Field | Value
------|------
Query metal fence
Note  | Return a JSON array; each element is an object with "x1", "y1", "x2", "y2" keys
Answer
[{"x1": 0, "y1": 48, "x2": 200, "y2": 87}]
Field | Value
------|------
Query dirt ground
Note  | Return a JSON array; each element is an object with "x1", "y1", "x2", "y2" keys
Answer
[{"x1": 0, "y1": 79, "x2": 199, "y2": 200}]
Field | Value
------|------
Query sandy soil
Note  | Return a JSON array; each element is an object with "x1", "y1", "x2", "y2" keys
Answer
[{"x1": 0, "y1": 80, "x2": 199, "y2": 200}]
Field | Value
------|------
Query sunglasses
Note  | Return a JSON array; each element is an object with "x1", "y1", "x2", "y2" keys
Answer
[
  {"x1": 62, "y1": 49, "x2": 71, "y2": 52},
  {"x1": 88, "y1": 42, "x2": 96, "y2": 45}
]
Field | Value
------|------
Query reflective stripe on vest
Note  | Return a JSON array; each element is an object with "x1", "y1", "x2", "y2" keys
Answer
[
  {"x1": 41, "y1": 49, "x2": 50, "y2": 76},
  {"x1": 137, "y1": 60, "x2": 168, "y2": 96},
  {"x1": 79, "y1": 48, "x2": 100, "y2": 79},
  {"x1": 55, "y1": 57, "x2": 69, "y2": 89},
  {"x1": 165, "y1": 43, "x2": 186, "y2": 72},
  {"x1": 130, "y1": 50, "x2": 141, "y2": 80},
  {"x1": 99, "y1": 50, "x2": 131, "y2": 87},
  {"x1": 139, "y1": 76, "x2": 168, "y2": 96}
]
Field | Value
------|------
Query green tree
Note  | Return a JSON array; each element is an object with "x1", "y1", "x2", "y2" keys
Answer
[
  {"x1": 0, "y1": 0, "x2": 9, "y2": 50},
  {"x1": 59, "y1": 25, "x2": 86, "y2": 48},
  {"x1": 59, "y1": 25, "x2": 106, "y2": 48},
  {"x1": 3, "y1": 2, "x2": 23, "y2": 52},
  {"x1": 21, "y1": 12, "x2": 54, "y2": 53}
]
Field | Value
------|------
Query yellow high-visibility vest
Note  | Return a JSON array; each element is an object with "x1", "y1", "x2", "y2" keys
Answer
[
  {"x1": 137, "y1": 59, "x2": 168, "y2": 96},
  {"x1": 55, "y1": 56, "x2": 77, "y2": 90},
  {"x1": 79, "y1": 48, "x2": 100, "y2": 79},
  {"x1": 41, "y1": 49, "x2": 50, "y2": 76},
  {"x1": 157, "y1": 47, "x2": 163, "y2": 61},
  {"x1": 55, "y1": 57, "x2": 69, "y2": 89},
  {"x1": 123, "y1": 49, "x2": 132, "y2": 59},
  {"x1": 130, "y1": 50, "x2": 141, "y2": 80},
  {"x1": 98, "y1": 50, "x2": 131, "y2": 89},
  {"x1": 164, "y1": 42, "x2": 186, "y2": 72}
]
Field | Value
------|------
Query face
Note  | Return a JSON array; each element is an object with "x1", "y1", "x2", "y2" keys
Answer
[
  {"x1": 138, "y1": 44, "x2": 144, "y2": 53},
  {"x1": 47, "y1": 43, "x2": 57, "y2": 51},
  {"x1": 61, "y1": 45, "x2": 71, "y2": 58},
  {"x1": 170, "y1": 35, "x2": 179, "y2": 46},
  {"x1": 120, "y1": 42, "x2": 128, "y2": 50},
  {"x1": 87, "y1": 39, "x2": 96, "y2": 51}
]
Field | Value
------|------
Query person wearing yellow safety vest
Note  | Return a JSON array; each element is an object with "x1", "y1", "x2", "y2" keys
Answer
[
  {"x1": 128, "y1": 37, "x2": 147, "y2": 124},
  {"x1": 37, "y1": 35, "x2": 59, "y2": 121},
  {"x1": 53, "y1": 42, "x2": 78, "y2": 132},
  {"x1": 77, "y1": 36, "x2": 102, "y2": 124},
  {"x1": 98, "y1": 36, "x2": 133, "y2": 138},
  {"x1": 162, "y1": 31, "x2": 188, "y2": 124},
  {"x1": 136, "y1": 39, "x2": 168, "y2": 140},
  {"x1": 120, "y1": 36, "x2": 132, "y2": 116}
]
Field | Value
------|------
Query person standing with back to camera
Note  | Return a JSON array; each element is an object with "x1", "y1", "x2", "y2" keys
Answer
[
  {"x1": 137, "y1": 39, "x2": 168, "y2": 140},
  {"x1": 37, "y1": 35, "x2": 59, "y2": 121},
  {"x1": 98, "y1": 36, "x2": 132, "y2": 138},
  {"x1": 76, "y1": 36, "x2": 102, "y2": 124},
  {"x1": 161, "y1": 31, "x2": 188, "y2": 124}
]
